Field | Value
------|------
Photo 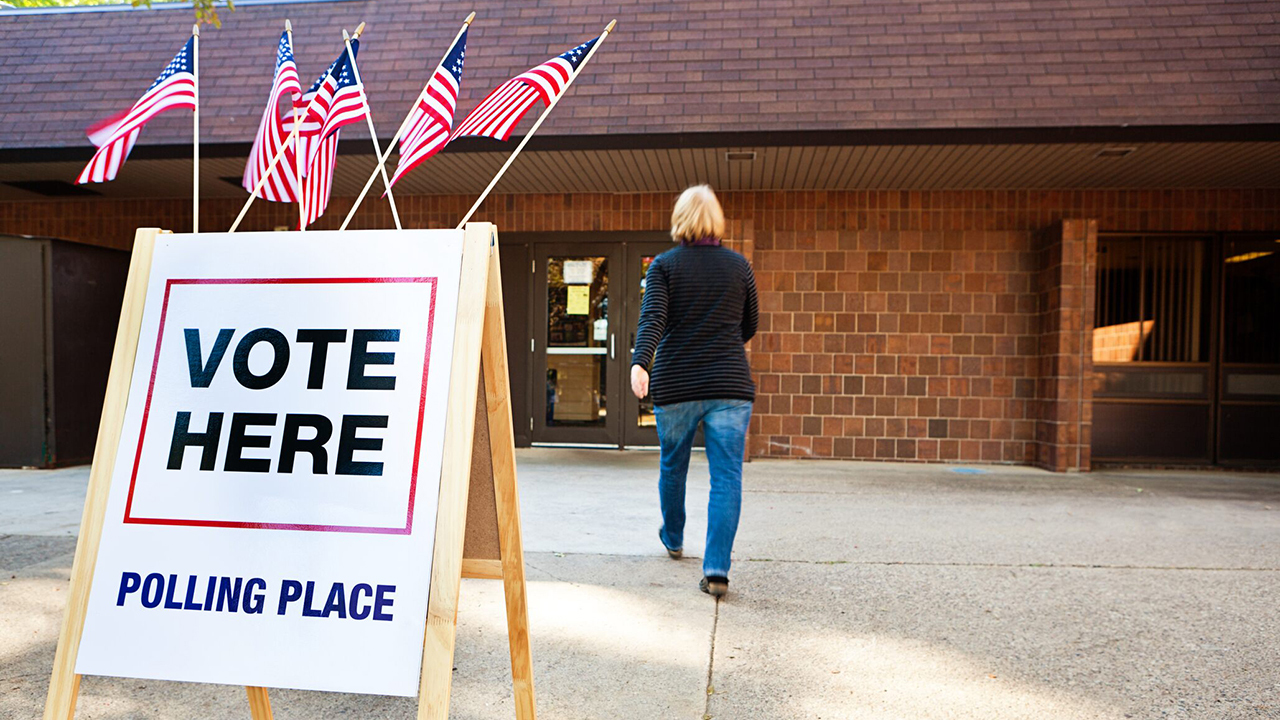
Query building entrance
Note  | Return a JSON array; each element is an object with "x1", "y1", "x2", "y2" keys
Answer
[{"x1": 506, "y1": 233, "x2": 671, "y2": 448}]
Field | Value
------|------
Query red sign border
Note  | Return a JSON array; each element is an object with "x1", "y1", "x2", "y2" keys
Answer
[{"x1": 121, "y1": 277, "x2": 439, "y2": 535}]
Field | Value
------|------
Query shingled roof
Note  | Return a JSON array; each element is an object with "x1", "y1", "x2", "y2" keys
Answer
[{"x1": 0, "y1": 0, "x2": 1277, "y2": 151}]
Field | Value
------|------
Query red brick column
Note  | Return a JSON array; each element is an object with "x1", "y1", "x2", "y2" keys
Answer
[
  {"x1": 721, "y1": 218, "x2": 759, "y2": 458},
  {"x1": 1035, "y1": 219, "x2": 1096, "y2": 472}
]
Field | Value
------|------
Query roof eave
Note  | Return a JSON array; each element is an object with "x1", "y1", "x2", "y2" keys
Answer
[{"x1": 4, "y1": 123, "x2": 1278, "y2": 165}]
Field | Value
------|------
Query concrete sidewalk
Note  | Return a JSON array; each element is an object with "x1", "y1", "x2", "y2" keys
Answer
[{"x1": 2, "y1": 451, "x2": 1278, "y2": 719}]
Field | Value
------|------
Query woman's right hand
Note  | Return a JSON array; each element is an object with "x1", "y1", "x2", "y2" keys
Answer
[{"x1": 630, "y1": 365, "x2": 649, "y2": 399}]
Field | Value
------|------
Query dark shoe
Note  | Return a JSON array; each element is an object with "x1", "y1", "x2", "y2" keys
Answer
[
  {"x1": 699, "y1": 576, "x2": 728, "y2": 597},
  {"x1": 659, "y1": 527, "x2": 682, "y2": 559}
]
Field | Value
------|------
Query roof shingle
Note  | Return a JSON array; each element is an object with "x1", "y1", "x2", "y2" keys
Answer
[{"x1": 0, "y1": 0, "x2": 1277, "y2": 150}]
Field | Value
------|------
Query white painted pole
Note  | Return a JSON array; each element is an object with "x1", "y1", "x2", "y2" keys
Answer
[
  {"x1": 339, "y1": 12, "x2": 474, "y2": 231},
  {"x1": 286, "y1": 19, "x2": 306, "y2": 231},
  {"x1": 229, "y1": 42, "x2": 343, "y2": 232},
  {"x1": 456, "y1": 19, "x2": 617, "y2": 229},
  {"x1": 343, "y1": 24, "x2": 401, "y2": 230},
  {"x1": 230, "y1": 110, "x2": 307, "y2": 232},
  {"x1": 192, "y1": 23, "x2": 200, "y2": 233}
]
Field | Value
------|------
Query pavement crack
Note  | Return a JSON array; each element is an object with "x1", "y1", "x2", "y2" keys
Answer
[
  {"x1": 703, "y1": 596, "x2": 720, "y2": 720},
  {"x1": 522, "y1": 558, "x2": 577, "y2": 585}
]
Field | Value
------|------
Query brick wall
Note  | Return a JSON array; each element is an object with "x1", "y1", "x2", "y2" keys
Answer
[
  {"x1": 750, "y1": 224, "x2": 1042, "y2": 463},
  {"x1": 1035, "y1": 219, "x2": 1097, "y2": 472},
  {"x1": 2, "y1": 189, "x2": 1276, "y2": 469}
]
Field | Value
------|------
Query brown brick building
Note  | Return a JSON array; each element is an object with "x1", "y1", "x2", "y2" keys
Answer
[{"x1": 1, "y1": 0, "x2": 1277, "y2": 470}]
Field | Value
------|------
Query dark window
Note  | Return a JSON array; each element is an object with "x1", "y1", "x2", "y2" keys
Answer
[
  {"x1": 1222, "y1": 236, "x2": 1280, "y2": 364},
  {"x1": 1094, "y1": 235, "x2": 1211, "y2": 364}
]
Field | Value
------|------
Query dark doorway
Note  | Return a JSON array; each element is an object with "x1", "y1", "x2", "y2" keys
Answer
[
  {"x1": 533, "y1": 243, "x2": 623, "y2": 445},
  {"x1": 503, "y1": 233, "x2": 671, "y2": 448},
  {"x1": 621, "y1": 242, "x2": 673, "y2": 447},
  {"x1": 1217, "y1": 234, "x2": 1280, "y2": 464}
]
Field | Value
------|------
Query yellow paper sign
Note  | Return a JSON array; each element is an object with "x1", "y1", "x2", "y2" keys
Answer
[{"x1": 567, "y1": 285, "x2": 589, "y2": 315}]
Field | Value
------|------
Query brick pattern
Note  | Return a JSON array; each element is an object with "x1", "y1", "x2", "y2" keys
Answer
[
  {"x1": 0, "y1": 189, "x2": 1276, "y2": 469},
  {"x1": 1034, "y1": 219, "x2": 1097, "y2": 472},
  {"x1": 3, "y1": 0, "x2": 1280, "y2": 148},
  {"x1": 750, "y1": 225, "x2": 1041, "y2": 463}
]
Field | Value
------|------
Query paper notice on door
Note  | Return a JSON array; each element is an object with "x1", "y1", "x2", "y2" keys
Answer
[
  {"x1": 563, "y1": 260, "x2": 594, "y2": 285},
  {"x1": 567, "y1": 285, "x2": 589, "y2": 315}
]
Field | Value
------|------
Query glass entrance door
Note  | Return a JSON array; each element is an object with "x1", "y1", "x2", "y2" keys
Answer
[
  {"x1": 528, "y1": 237, "x2": 674, "y2": 447},
  {"x1": 621, "y1": 242, "x2": 675, "y2": 447},
  {"x1": 533, "y1": 246, "x2": 622, "y2": 445}
]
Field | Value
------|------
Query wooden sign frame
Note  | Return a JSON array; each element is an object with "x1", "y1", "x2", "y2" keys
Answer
[{"x1": 43, "y1": 223, "x2": 535, "y2": 720}]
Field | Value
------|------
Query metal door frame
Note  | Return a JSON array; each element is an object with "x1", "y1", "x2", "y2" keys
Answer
[
  {"x1": 511, "y1": 232, "x2": 671, "y2": 448},
  {"x1": 531, "y1": 242, "x2": 624, "y2": 445},
  {"x1": 621, "y1": 240, "x2": 677, "y2": 448}
]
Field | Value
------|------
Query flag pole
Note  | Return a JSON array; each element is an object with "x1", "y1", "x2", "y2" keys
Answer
[
  {"x1": 456, "y1": 19, "x2": 616, "y2": 229},
  {"x1": 286, "y1": 19, "x2": 306, "y2": 232},
  {"x1": 229, "y1": 43, "x2": 343, "y2": 233},
  {"x1": 343, "y1": 24, "x2": 401, "y2": 230},
  {"x1": 192, "y1": 23, "x2": 200, "y2": 233},
  {"x1": 338, "y1": 12, "x2": 474, "y2": 231},
  {"x1": 229, "y1": 108, "x2": 305, "y2": 232}
]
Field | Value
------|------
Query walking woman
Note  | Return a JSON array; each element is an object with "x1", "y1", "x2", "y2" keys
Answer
[{"x1": 630, "y1": 185, "x2": 758, "y2": 598}]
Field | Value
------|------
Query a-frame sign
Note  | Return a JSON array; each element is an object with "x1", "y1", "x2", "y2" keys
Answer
[{"x1": 44, "y1": 223, "x2": 535, "y2": 719}]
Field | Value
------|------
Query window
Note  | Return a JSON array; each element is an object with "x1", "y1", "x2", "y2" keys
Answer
[
  {"x1": 1222, "y1": 236, "x2": 1280, "y2": 365},
  {"x1": 1094, "y1": 236, "x2": 1210, "y2": 364}
]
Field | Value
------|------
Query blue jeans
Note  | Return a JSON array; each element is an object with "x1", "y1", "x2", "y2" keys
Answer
[{"x1": 654, "y1": 399, "x2": 753, "y2": 579}]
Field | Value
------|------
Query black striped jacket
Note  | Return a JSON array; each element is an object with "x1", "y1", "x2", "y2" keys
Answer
[{"x1": 632, "y1": 244, "x2": 758, "y2": 406}]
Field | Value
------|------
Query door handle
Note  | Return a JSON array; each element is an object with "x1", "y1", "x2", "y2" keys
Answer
[{"x1": 610, "y1": 333, "x2": 615, "y2": 360}]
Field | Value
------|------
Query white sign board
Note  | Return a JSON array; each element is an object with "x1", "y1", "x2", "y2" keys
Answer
[{"x1": 76, "y1": 230, "x2": 464, "y2": 697}]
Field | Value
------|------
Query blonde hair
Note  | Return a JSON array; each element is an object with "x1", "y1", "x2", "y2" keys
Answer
[{"x1": 670, "y1": 184, "x2": 725, "y2": 243}]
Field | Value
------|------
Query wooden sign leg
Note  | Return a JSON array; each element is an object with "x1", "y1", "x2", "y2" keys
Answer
[
  {"x1": 418, "y1": 223, "x2": 493, "y2": 720},
  {"x1": 481, "y1": 239, "x2": 537, "y2": 719},
  {"x1": 245, "y1": 687, "x2": 273, "y2": 719},
  {"x1": 44, "y1": 229, "x2": 163, "y2": 720}
]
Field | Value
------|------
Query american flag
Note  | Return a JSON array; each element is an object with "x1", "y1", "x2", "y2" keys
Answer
[
  {"x1": 451, "y1": 35, "x2": 598, "y2": 142},
  {"x1": 242, "y1": 31, "x2": 301, "y2": 202},
  {"x1": 282, "y1": 40, "x2": 368, "y2": 226},
  {"x1": 76, "y1": 37, "x2": 196, "y2": 185},
  {"x1": 300, "y1": 134, "x2": 339, "y2": 228},
  {"x1": 387, "y1": 28, "x2": 467, "y2": 190},
  {"x1": 299, "y1": 40, "x2": 367, "y2": 169}
]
